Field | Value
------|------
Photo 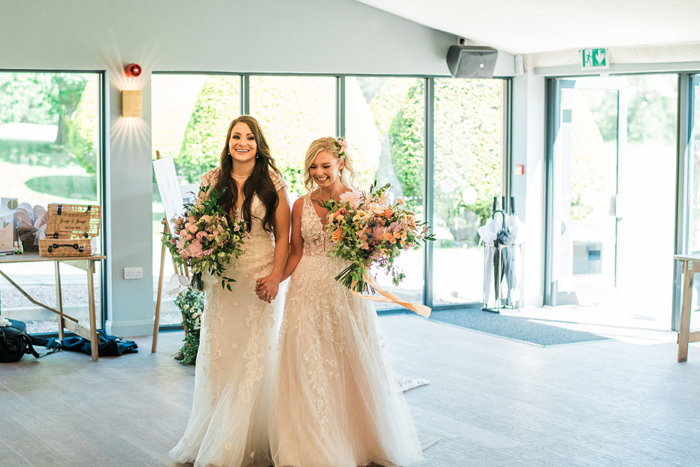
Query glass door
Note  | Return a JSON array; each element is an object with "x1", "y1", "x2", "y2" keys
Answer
[
  {"x1": 548, "y1": 78, "x2": 626, "y2": 307},
  {"x1": 548, "y1": 74, "x2": 678, "y2": 329}
]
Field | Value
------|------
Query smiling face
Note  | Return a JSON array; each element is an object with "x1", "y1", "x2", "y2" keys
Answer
[
  {"x1": 309, "y1": 150, "x2": 344, "y2": 189},
  {"x1": 229, "y1": 122, "x2": 257, "y2": 164}
]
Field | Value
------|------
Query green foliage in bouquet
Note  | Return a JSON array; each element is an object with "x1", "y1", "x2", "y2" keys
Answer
[
  {"x1": 319, "y1": 181, "x2": 435, "y2": 294},
  {"x1": 175, "y1": 288, "x2": 203, "y2": 365},
  {"x1": 162, "y1": 185, "x2": 248, "y2": 292}
]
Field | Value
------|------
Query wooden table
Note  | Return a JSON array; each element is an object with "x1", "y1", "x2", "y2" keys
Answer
[
  {"x1": 0, "y1": 252, "x2": 106, "y2": 361},
  {"x1": 674, "y1": 254, "x2": 700, "y2": 362}
]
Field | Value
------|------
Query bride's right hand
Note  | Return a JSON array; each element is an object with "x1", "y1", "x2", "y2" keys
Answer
[{"x1": 255, "y1": 282, "x2": 272, "y2": 303}]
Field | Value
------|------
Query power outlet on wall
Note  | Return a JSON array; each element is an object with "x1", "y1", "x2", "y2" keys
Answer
[{"x1": 124, "y1": 267, "x2": 143, "y2": 280}]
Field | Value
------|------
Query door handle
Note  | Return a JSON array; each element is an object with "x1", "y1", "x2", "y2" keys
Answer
[{"x1": 614, "y1": 193, "x2": 624, "y2": 219}]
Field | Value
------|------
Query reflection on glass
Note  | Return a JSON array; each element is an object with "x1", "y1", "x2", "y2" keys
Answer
[
  {"x1": 561, "y1": 86, "x2": 619, "y2": 305},
  {"x1": 433, "y1": 78, "x2": 504, "y2": 305},
  {"x1": 0, "y1": 72, "x2": 102, "y2": 333},
  {"x1": 250, "y1": 76, "x2": 336, "y2": 198},
  {"x1": 151, "y1": 74, "x2": 241, "y2": 324},
  {"x1": 346, "y1": 77, "x2": 425, "y2": 307}
]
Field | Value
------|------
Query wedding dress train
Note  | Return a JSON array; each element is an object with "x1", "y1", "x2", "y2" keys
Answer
[{"x1": 170, "y1": 169, "x2": 286, "y2": 467}]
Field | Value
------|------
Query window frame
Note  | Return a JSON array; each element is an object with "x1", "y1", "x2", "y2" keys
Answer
[
  {"x1": 0, "y1": 68, "x2": 107, "y2": 336},
  {"x1": 151, "y1": 71, "x2": 511, "y2": 327}
]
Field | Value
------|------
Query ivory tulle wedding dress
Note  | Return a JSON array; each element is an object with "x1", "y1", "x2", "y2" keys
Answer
[
  {"x1": 170, "y1": 169, "x2": 286, "y2": 467},
  {"x1": 269, "y1": 195, "x2": 423, "y2": 467}
]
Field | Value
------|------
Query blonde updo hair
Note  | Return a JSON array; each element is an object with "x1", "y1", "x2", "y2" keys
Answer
[{"x1": 303, "y1": 136, "x2": 357, "y2": 192}]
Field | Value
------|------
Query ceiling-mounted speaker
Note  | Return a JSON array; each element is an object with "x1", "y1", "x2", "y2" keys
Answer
[{"x1": 446, "y1": 45, "x2": 499, "y2": 78}]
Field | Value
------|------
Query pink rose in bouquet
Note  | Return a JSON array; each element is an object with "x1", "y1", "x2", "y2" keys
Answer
[
  {"x1": 163, "y1": 185, "x2": 248, "y2": 291},
  {"x1": 318, "y1": 182, "x2": 434, "y2": 294}
]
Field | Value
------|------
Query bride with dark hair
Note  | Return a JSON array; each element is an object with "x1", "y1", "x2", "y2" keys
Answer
[{"x1": 170, "y1": 115, "x2": 290, "y2": 467}]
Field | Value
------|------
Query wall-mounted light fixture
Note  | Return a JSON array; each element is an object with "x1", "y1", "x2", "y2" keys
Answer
[{"x1": 121, "y1": 90, "x2": 142, "y2": 118}]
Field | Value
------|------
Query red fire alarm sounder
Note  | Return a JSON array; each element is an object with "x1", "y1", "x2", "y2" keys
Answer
[{"x1": 124, "y1": 63, "x2": 142, "y2": 78}]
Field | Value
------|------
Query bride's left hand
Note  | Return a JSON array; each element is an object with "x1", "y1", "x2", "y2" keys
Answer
[{"x1": 255, "y1": 276, "x2": 280, "y2": 303}]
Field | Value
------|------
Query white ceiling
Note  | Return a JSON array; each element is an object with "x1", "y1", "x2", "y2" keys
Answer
[{"x1": 354, "y1": 0, "x2": 700, "y2": 55}]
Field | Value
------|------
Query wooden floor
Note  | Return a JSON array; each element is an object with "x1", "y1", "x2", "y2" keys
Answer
[{"x1": 2, "y1": 314, "x2": 700, "y2": 467}]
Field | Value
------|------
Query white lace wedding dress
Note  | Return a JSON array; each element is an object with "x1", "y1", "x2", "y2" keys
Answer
[
  {"x1": 269, "y1": 195, "x2": 423, "y2": 467},
  {"x1": 170, "y1": 169, "x2": 286, "y2": 467}
]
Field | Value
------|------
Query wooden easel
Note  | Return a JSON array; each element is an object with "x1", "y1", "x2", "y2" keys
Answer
[
  {"x1": 151, "y1": 218, "x2": 190, "y2": 352},
  {"x1": 151, "y1": 150, "x2": 190, "y2": 353}
]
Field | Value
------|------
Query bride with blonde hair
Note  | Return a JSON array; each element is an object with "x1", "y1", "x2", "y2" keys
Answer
[{"x1": 265, "y1": 136, "x2": 423, "y2": 467}]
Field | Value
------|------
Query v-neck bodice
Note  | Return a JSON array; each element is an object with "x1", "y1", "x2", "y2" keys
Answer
[{"x1": 300, "y1": 195, "x2": 333, "y2": 257}]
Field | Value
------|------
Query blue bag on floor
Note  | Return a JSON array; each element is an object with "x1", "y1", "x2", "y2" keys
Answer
[{"x1": 59, "y1": 329, "x2": 138, "y2": 357}]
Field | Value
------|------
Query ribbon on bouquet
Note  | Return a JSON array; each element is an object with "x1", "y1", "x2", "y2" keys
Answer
[
  {"x1": 167, "y1": 272, "x2": 216, "y2": 295},
  {"x1": 167, "y1": 274, "x2": 190, "y2": 295},
  {"x1": 352, "y1": 272, "x2": 431, "y2": 319}
]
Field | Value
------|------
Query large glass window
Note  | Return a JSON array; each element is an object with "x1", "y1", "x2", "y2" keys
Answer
[
  {"x1": 249, "y1": 76, "x2": 336, "y2": 198},
  {"x1": 0, "y1": 72, "x2": 103, "y2": 334},
  {"x1": 151, "y1": 73, "x2": 509, "y2": 316},
  {"x1": 152, "y1": 74, "x2": 241, "y2": 325},
  {"x1": 433, "y1": 78, "x2": 505, "y2": 305},
  {"x1": 346, "y1": 77, "x2": 426, "y2": 307}
]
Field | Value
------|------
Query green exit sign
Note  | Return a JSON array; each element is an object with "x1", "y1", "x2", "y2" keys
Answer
[{"x1": 581, "y1": 48, "x2": 609, "y2": 69}]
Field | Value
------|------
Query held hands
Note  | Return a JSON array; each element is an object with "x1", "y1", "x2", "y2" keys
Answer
[{"x1": 255, "y1": 275, "x2": 280, "y2": 303}]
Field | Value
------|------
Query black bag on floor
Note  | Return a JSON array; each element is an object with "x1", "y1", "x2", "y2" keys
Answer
[
  {"x1": 0, "y1": 319, "x2": 55, "y2": 362},
  {"x1": 59, "y1": 329, "x2": 138, "y2": 357}
]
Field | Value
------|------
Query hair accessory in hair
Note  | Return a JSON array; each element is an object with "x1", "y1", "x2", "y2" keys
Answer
[{"x1": 337, "y1": 137, "x2": 348, "y2": 160}]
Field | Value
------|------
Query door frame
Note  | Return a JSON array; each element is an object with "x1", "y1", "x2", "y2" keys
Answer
[
  {"x1": 544, "y1": 77, "x2": 627, "y2": 306},
  {"x1": 673, "y1": 73, "x2": 699, "y2": 330}
]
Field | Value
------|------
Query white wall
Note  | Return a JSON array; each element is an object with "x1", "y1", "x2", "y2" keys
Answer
[
  {"x1": 1, "y1": 0, "x2": 457, "y2": 75},
  {"x1": 511, "y1": 70, "x2": 546, "y2": 306},
  {"x1": 1, "y1": 0, "x2": 518, "y2": 336}
]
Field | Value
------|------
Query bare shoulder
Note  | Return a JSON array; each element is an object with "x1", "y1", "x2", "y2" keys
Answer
[{"x1": 292, "y1": 197, "x2": 305, "y2": 213}]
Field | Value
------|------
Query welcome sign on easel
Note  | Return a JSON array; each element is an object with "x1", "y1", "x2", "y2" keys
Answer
[
  {"x1": 152, "y1": 153, "x2": 192, "y2": 353},
  {"x1": 153, "y1": 157, "x2": 185, "y2": 235}
]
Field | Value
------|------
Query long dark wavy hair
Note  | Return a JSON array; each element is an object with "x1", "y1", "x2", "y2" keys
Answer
[{"x1": 214, "y1": 115, "x2": 282, "y2": 233}]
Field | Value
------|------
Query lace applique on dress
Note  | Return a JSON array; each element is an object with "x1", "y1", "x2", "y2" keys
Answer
[
  {"x1": 269, "y1": 171, "x2": 287, "y2": 192},
  {"x1": 301, "y1": 196, "x2": 331, "y2": 257},
  {"x1": 238, "y1": 284, "x2": 275, "y2": 404},
  {"x1": 198, "y1": 168, "x2": 220, "y2": 202},
  {"x1": 269, "y1": 191, "x2": 423, "y2": 466},
  {"x1": 170, "y1": 168, "x2": 285, "y2": 467}
]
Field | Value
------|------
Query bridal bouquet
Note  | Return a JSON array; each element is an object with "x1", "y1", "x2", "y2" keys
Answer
[
  {"x1": 163, "y1": 185, "x2": 247, "y2": 292},
  {"x1": 319, "y1": 182, "x2": 434, "y2": 296}
]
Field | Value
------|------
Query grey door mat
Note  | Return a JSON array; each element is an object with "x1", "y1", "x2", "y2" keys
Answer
[{"x1": 430, "y1": 308, "x2": 608, "y2": 346}]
